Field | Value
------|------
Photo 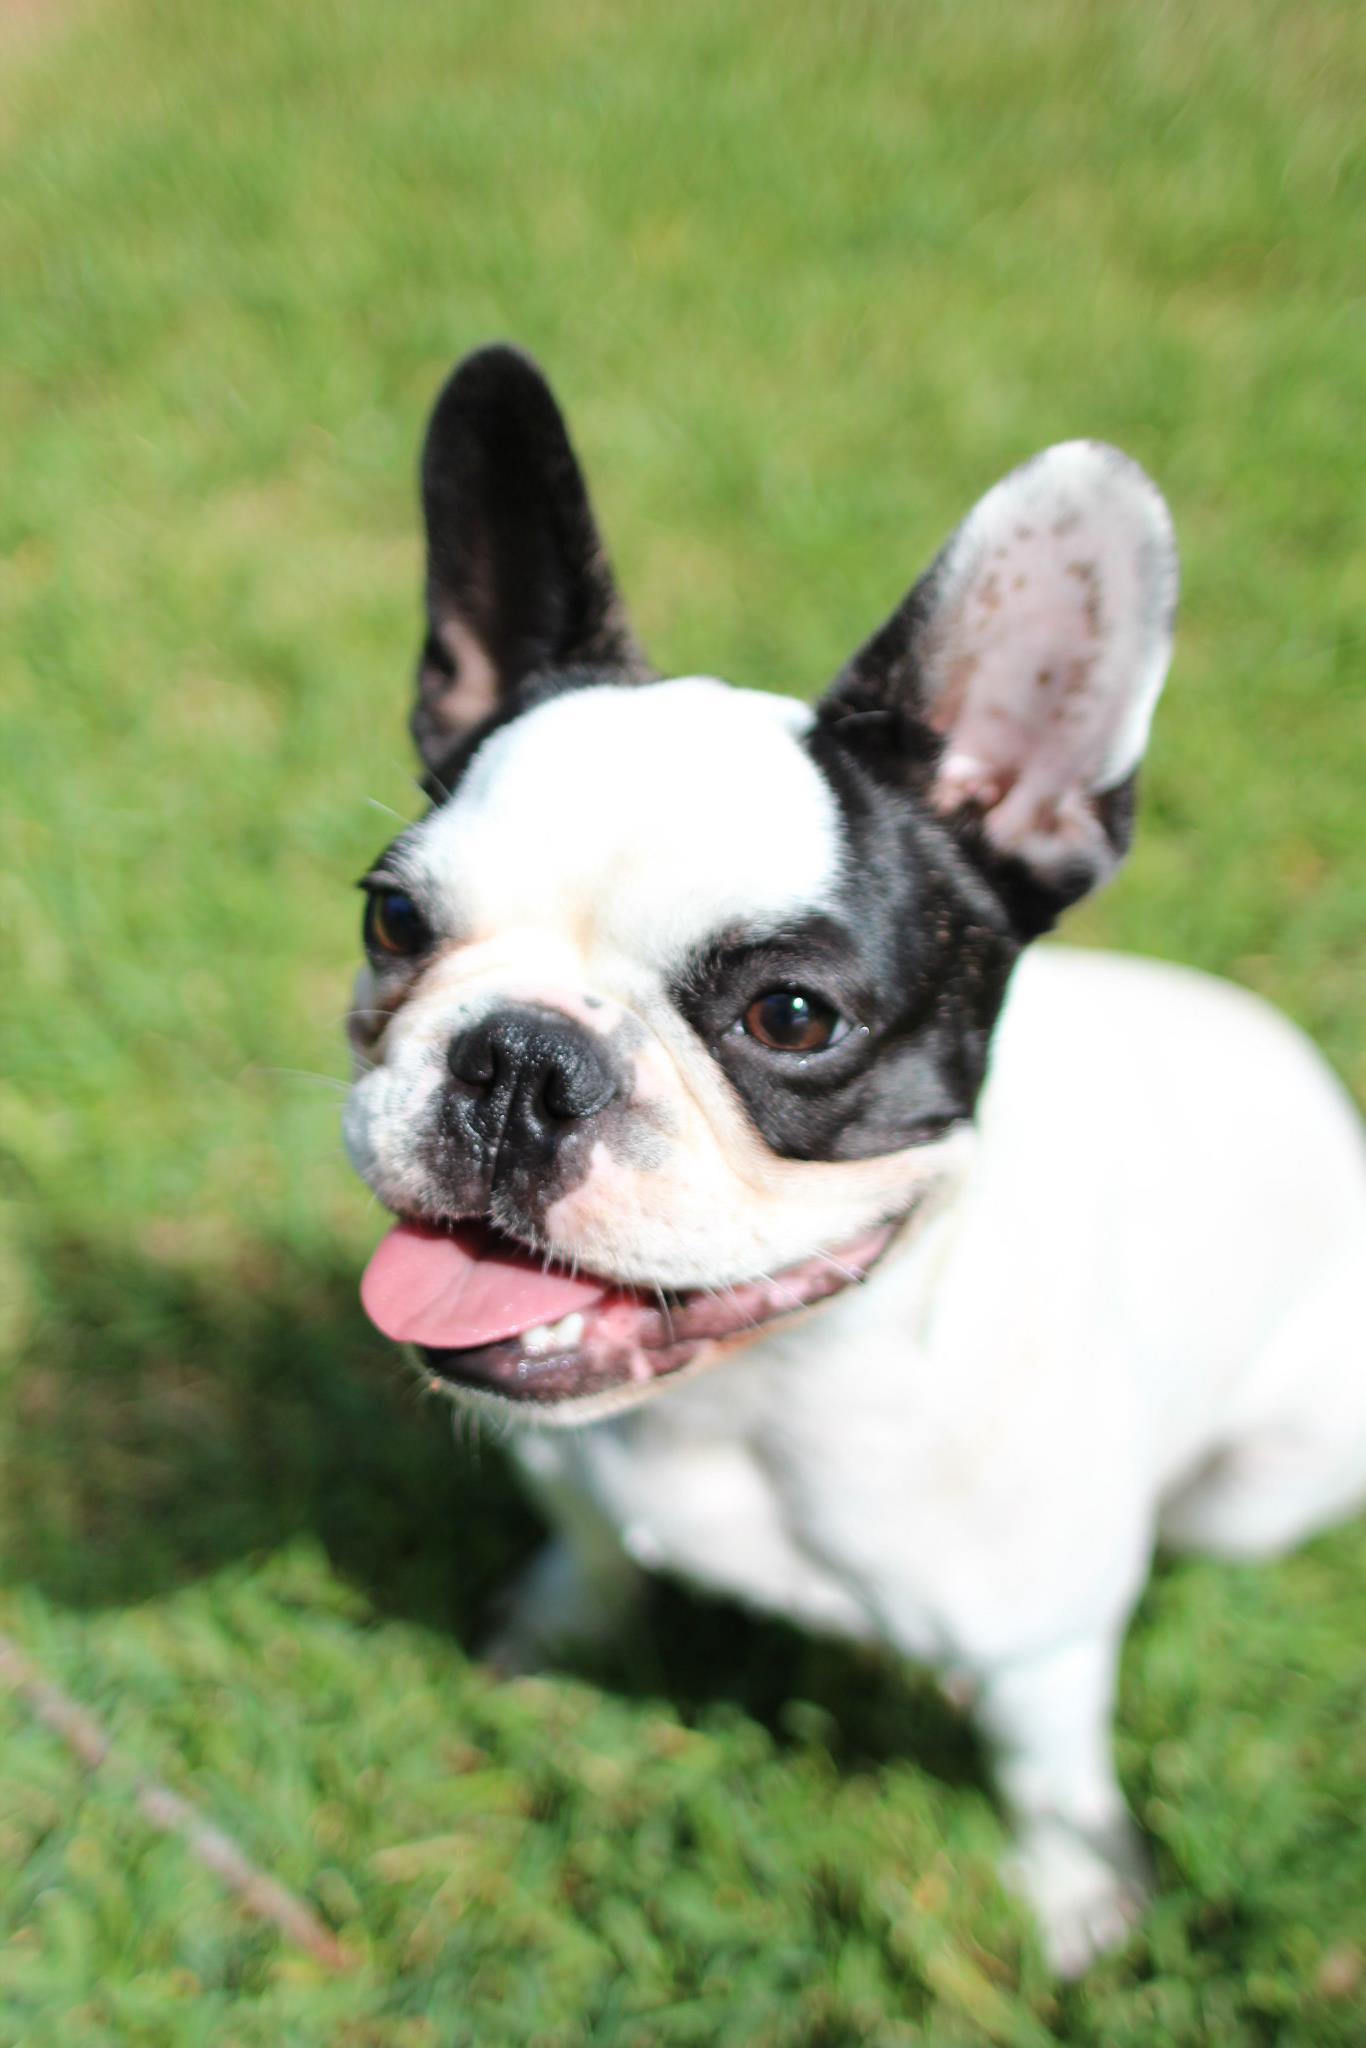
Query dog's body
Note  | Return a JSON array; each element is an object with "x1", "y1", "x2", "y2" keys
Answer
[
  {"x1": 345, "y1": 347, "x2": 1366, "y2": 1973},
  {"x1": 512, "y1": 946, "x2": 1366, "y2": 1654}
]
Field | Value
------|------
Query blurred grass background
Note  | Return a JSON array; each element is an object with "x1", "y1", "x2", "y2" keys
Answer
[{"x1": 1, "y1": 0, "x2": 1363, "y2": 2041}]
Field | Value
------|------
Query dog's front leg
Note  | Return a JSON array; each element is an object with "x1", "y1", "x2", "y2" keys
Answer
[
  {"x1": 483, "y1": 1440, "x2": 646, "y2": 1675},
  {"x1": 975, "y1": 1627, "x2": 1150, "y2": 1977}
]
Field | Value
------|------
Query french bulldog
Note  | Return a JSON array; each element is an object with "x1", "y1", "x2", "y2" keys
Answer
[{"x1": 345, "y1": 344, "x2": 1366, "y2": 1973}]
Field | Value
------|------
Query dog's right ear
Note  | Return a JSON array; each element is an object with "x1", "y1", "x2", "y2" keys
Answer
[
  {"x1": 412, "y1": 344, "x2": 652, "y2": 772},
  {"x1": 817, "y1": 441, "x2": 1177, "y2": 935}
]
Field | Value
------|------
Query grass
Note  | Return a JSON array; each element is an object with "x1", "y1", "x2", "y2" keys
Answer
[{"x1": 1, "y1": 0, "x2": 1363, "y2": 2039}]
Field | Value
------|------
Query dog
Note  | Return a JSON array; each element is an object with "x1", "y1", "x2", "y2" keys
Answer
[{"x1": 344, "y1": 344, "x2": 1366, "y2": 1974}]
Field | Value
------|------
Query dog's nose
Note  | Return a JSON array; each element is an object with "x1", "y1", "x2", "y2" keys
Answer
[{"x1": 445, "y1": 1006, "x2": 618, "y2": 1165}]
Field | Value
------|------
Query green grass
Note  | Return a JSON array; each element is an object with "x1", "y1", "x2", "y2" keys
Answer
[{"x1": 2, "y1": 0, "x2": 1364, "y2": 2039}]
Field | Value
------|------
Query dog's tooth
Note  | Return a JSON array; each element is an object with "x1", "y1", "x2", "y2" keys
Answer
[{"x1": 520, "y1": 1311, "x2": 585, "y2": 1357}]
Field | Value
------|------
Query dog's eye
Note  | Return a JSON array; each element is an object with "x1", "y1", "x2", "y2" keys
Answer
[
  {"x1": 364, "y1": 888, "x2": 429, "y2": 959},
  {"x1": 742, "y1": 988, "x2": 848, "y2": 1053}
]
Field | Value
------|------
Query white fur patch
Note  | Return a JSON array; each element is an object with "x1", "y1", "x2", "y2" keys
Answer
[{"x1": 411, "y1": 677, "x2": 839, "y2": 969}]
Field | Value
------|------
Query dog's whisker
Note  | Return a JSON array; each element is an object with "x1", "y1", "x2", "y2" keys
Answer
[
  {"x1": 249, "y1": 1065, "x2": 352, "y2": 1094},
  {"x1": 650, "y1": 1284, "x2": 678, "y2": 1345}
]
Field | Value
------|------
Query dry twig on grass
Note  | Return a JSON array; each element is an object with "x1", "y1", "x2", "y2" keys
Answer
[{"x1": 0, "y1": 1629, "x2": 352, "y2": 1970}]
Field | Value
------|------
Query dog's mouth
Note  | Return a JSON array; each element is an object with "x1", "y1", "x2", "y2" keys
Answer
[{"x1": 359, "y1": 1215, "x2": 902, "y2": 1412}]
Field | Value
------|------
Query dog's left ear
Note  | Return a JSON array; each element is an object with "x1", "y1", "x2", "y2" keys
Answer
[
  {"x1": 413, "y1": 344, "x2": 652, "y2": 771},
  {"x1": 818, "y1": 442, "x2": 1177, "y2": 931}
]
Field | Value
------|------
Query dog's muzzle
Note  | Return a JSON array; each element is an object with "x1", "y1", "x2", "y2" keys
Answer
[{"x1": 360, "y1": 1211, "x2": 907, "y2": 1416}]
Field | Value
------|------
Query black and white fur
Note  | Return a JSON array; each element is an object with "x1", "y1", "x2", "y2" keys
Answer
[{"x1": 344, "y1": 346, "x2": 1366, "y2": 1973}]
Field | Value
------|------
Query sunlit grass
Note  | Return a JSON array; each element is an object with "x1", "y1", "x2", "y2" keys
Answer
[{"x1": 1, "y1": 0, "x2": 1362, "y2": 2040}]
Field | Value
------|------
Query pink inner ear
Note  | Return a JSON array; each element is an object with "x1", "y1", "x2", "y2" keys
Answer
[
  {"x1": 420, "y1": 612, "x2": 502, "y2": 739},
  {"x1": 920, "y1": 443, "x2": 1174, "y2": 878}
]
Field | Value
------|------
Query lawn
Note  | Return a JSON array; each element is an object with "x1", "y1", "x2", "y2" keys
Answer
[{"x1": 1, "y1": 0, "x2": 1363, "y2": 2041}]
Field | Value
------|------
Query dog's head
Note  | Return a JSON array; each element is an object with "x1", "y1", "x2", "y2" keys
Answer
[{"x1": 346, "y1": 345, "x2": 1176, "y2": 1424}]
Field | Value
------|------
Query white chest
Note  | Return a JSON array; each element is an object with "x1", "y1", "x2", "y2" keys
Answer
[{"x1": 512, "y1": 1324, "x2": 956, "y2": 1661}]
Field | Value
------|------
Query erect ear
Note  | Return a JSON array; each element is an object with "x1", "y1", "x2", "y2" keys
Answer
[
  {"x1": 819, "y1": 442, "x2": 1177, "y2": 930},
  {"x1": 412, "y1": 344, "x2": 653, "y2": 770}
]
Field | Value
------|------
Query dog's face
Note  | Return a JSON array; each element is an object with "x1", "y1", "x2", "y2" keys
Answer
[{"x1": 346, "y1": 346, "x2": 1176, "y2": 1424}]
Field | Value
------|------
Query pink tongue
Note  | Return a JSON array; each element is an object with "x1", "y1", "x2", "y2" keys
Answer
[{"x1": 361, "y1": 1219, "x2": 611, "y2": 1348}]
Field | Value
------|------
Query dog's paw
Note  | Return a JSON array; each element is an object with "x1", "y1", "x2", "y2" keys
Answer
[
  {"x1": 480, "y1": 1544, "x2": 586, "y2": 1676},
  {"x1": 480, "y1": 1538, "x2": 642, "y2": 1677},
  {"x1": 480, "y1": 1606, "x2": 551, "y2": 1680},
  {"x1": 1004, "y1": 1813, "x2": 1152, "y2": 1978}
]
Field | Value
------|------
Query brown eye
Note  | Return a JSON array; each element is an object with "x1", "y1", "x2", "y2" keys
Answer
[
  {"x1": 364, "y1": 887, "x2": 428, "y2": 959},
  {"x1": 743, "y1": 988, "x2": 847, "y2": 1053}
]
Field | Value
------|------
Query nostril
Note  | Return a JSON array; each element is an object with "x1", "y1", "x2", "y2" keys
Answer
[
  {"x1": 540, "y1": 1061, "x2": 603, "y2": 1122},
  {"x1": 540, "y1": 1054, "x2": 615, "y2": 1122},
  {"x1": 447, "y1": 1023, "x2": 500, "y2": 1093}
]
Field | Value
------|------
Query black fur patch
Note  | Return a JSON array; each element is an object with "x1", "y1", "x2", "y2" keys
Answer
[
  {"x1": 673, "y1": 724, "x2": 1021, "y2": 1163},
  {"x1": 817, "y1": 544, "x2": 1141, "y2": 937},
  {"x1": 413, "y1": 344, "x2": 653, "y2": 771}
]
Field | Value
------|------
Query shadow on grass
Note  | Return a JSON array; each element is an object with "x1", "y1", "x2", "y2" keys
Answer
[
  {"x1": 3, "y1": 1226, "x2": 983, "y2": 1791},
  {"x1": 4, "y1": 1227, "x2": 535, "y2": 1636}
]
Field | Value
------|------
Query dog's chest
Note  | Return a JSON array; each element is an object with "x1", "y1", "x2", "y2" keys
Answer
[
  {"x1": 515, "y1": 1329, "x2": 961, "y2": 1661},
  {"x1": 531, "y1": 1378, "x2": 882, "y2": 1640}
]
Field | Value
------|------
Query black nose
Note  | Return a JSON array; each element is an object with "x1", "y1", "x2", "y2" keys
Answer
[{"x1": 445, "y1": 1005, "x2": 618, "y2": 1167}]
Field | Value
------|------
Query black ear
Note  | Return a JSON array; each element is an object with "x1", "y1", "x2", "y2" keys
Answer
[
  {"x1": 818, "y1": 442, "x2": 1177, "y2": 932},
  {"x1": 412, "y1": 344, "x2": 652, "y2": 770}
]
